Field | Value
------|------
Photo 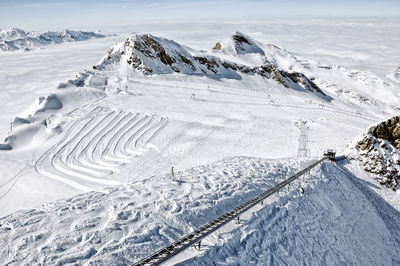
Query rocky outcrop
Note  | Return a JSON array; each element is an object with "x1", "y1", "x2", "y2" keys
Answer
[
  {"x1": 370, "y1": 116, "x2": 400, "y2": 149},
  {"x1": 96, "y1": 33, "x2": 328, "y2": 98},
  {"x1": 350, "y1": 116, "x2": 400, "y2": 191},
  {"x1": 212, "y1": 42, "x2": 222, "y2": 51}
]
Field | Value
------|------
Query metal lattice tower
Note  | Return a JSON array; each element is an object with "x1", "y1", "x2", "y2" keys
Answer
[{"x1": 295, "y1": 120, "x2": 310, "y2": 158}]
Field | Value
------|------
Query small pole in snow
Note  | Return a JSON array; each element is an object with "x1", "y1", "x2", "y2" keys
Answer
[
  {"x1": 235, "y1": 216, "x2": 240, "y2": 224},
  {"x1": 171, "y1": 166, "x2": 175, "y2": 180},
  {"x1": 10, "y1": 122, "x2": 13, "y2": 131},
  {"x1": 194, "y1": 241, "x2": 201, "y2": 250}
]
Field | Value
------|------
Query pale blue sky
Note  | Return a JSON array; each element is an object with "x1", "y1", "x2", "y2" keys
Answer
[{"x1": 1, "y1": 0, "x2": 399, "y2": 29}]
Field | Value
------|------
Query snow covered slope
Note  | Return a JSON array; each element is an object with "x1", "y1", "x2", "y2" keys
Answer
[
  {"x1": 0, "y1": 21, "x2": 399, "y2": 265},
  {"x1": 0, "y1": 28, "x2": 105, "y2": 51},
  {"x1": 0, "y1": 31, "x2": 398, "y2": 217},
  {"x1": 175, "y1": 162, "x2": 400, "y2": 265},
  {"x1": 1, "y1": 159, "x2": 399, "y2": 265},
  {"x1": 0, "y1": 157, "x2": 303, "y2": 265}
]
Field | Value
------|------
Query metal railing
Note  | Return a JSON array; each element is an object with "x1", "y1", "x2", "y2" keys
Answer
[{"x1": 134, "y1": 157, "x2": 327, "y2": 265}]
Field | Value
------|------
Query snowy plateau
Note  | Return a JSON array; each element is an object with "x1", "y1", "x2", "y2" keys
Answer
[{"x1": 0, "y1": 18, "x2": 399, "y2": 265}]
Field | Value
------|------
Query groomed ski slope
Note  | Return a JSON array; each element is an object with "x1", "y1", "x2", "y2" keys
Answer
[
  {"x1": 1, "y1": 158, "x2": 399, "y2": 265},
  {"x1": 35, "y1": 106, "x2": 168, "y2": 192}
]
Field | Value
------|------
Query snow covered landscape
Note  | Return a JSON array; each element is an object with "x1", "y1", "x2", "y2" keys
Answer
[{"x1": 0, "y1": 0, "x2": 399, "y2": 264}]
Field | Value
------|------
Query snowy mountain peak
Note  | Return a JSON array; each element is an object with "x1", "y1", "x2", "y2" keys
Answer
[
  {"x1": 0, "y1": 29, "x2": 105, "y2": 51},
  {"x1": 97, "y1": 33, "x2": 200, "y2": 74},
  {"x1": 96, "y1": 32, "x2": 328, "y2": 98},
  {"x1": 0, "y1": 28, "x2": 27, "y2": 41}
]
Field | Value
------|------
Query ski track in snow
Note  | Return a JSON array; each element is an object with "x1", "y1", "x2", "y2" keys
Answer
[{"x1": 34, "y1": 106, "x2": 168, "y2": 191}]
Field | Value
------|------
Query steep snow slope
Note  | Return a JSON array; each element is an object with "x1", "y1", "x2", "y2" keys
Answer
[
  {"x1": 174, "y1": 162, "x2": 400, "y2": 265},
  {"x1": 0, "y1": 31, "x2": 397, "y2": 217},
  {"x1": 0, "y1": 28, "x2": 105, "y2": 51}
]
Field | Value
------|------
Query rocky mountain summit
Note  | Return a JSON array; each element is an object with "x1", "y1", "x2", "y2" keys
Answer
[
  {"x1": 95, "y1": 32, "x2": 329, "y2": 98},
  {"x1": 349, "y1": 116, "x2": 400, "y2": 190}
]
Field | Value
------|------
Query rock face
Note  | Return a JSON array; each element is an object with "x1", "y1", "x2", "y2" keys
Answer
[
  {"x1": 96, "y1": 32, "x2": 329, "y2": 98},
  {"x1": 370, "y1": 116, "x2": 400, "y2": 149},
  {"x1": 350, "y1": 116, "x2": 400, "y2": 190}
]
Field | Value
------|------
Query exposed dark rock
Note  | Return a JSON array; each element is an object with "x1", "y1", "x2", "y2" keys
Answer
[
  {"x1": 351, "y1": 115, "x2": 400, "y2": 190},
  {"x1": 231, "y1": 32, "x2": 265, "y2": 56},
  {"x1": 370, "y1": 116, "x2": 400, "y2": 149},
  {"x1": 232, "y1": 34, "x2": 251, "y2": 45},
  {"x1": 212, "y1": 42, "x2": 222, "y2": 50}
]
